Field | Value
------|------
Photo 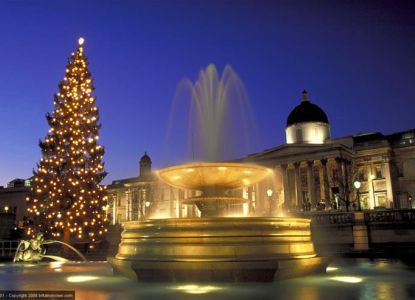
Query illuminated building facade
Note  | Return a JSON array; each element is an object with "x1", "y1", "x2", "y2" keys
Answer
[
  {"x1": 246, "y1": 91, "x2": 415, "y2": 211},
  {"x1": 107, "y1": 91, "x2": 415, "y2": 222}
]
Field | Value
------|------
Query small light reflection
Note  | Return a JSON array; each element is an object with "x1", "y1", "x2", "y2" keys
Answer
[
  {"x1": 326, "y1": 267, "x2": 339, "y2": 272},
  {"x1": 172, "y1": 284, "x2": 223, "y2": 294},
  {"x1": 50, "y1": 261, "x2": 64, "y2": 269},
  {"x1": 330, "y1": 276, "x2": 363, "y2": 283},
  {"x1": 66, "y1": 275, "x2": 100, "y2": 283}
]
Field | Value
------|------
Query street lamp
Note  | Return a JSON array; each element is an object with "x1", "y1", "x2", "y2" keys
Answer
[
  {"x1": 4, "y1": 206, "x2": 9, "y2": 213},
  {"x1": 353, "y1": 180, "x2": 361, "y2": 211}
]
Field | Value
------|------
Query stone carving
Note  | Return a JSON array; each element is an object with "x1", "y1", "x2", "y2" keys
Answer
[{"x1": 13, "y1": 232, "x2": 87, "y2": 263}]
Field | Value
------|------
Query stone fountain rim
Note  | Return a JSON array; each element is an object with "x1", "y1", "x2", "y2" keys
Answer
[{"x1": 156, "y1": 161, "x2": 272, "y2": 190}]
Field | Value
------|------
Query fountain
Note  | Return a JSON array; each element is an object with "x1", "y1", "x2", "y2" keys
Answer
[
  {"x1": 109, "y1": 65, "x2": 329, "y2": 281},
  {"x1": 13, "y1": 233, "x2": 87, "y2": 263}
]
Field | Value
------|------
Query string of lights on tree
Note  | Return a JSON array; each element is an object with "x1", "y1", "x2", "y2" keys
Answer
[{"x1": 26, "y1": 37, "x2": 108, "y2": 244}]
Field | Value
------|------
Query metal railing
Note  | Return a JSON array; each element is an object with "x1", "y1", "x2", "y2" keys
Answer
[
  {"x1": 364, "y1": 209, "x2": 415, "y2": 222},
  {"x1": 294, "y1": 209, "x2": 415, "y2": 225}
]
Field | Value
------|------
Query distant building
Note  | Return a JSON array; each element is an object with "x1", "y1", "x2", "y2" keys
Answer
[
  {"x1": 106, "y1": 90, "x2": 415, "y2": 221},
  {"x1": 245, "y1": 91, "x2": 415, "y2": 211},
  {"x1": 0, "y1": 178, "x2": 32, "y2": 223}
]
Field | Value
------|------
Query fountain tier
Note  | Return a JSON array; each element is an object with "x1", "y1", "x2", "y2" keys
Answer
[
  {"x1": 157, "y1": 162, "x2": 271, "y2": 217},
  {"x1": 109, "y1": 217, "x2": 328, "y2": 281}
]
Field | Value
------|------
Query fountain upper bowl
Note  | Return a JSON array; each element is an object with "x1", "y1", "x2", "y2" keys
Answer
[{"x1": 156, "y1": 162, "x2": 272, "y2": 190}]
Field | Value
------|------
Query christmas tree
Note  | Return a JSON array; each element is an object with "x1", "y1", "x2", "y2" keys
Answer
[{"x1": 26, "y1": 38, "x2": 108, "y2": 245}]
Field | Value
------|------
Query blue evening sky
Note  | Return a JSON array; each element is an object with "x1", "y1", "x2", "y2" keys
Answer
[{"x1": 0, "y1": 0, "x2": 414, "y2": 185}]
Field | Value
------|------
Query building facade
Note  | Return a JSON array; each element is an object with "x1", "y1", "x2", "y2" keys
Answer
[
  {"x1": 107, "y1": 91, "x2": 415, "y2": 223},
  {"x1": 0, "y1": 178, "x2": 32, "y2": 223}
]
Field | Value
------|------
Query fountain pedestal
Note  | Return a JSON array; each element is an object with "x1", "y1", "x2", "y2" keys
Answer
[{"x1": 109, "y1": 217, "x2": 329, "y2": 282}]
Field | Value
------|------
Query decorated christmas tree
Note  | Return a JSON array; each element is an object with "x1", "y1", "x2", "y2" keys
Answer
[{"x1": 26, "y1": 38, "x2": 108, "y2": 245}]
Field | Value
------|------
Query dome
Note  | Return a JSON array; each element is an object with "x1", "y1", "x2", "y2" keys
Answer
[
  {"x1": 285, "y1": 91, "x2": 331, "y2": 144},
  {"x1": 140, "y1": 152, "x2": 152, "y2": 164},
  {"x1": 286, "y1": 91, "x2": 329, "y2": 127}
]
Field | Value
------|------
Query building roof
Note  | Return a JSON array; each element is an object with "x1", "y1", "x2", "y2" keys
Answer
[
  {"x1": 140, "y1": 152, "x2": 152, "y2": 164},
  {"x1": 286, "y1": 91, "x2": 329, "y2": 127}
]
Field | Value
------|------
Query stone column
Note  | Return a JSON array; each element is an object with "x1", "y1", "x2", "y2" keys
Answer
[
  {"x1": 126, "y1": 190, "x2": 131, "y2": 221},
  {"x1": 112, "y1": 194, "x2": 117, "y2": 225},
  {"x1": 335, "y1": 158, "x2": 344, "y2": 209},
  {"x1": 321, "y1": 159, "x2": 330, "y2": 209},
  {"x1": 343, "y1": 160, "x2": 351, "y2": 208},
  {"x1": 280, "y1": 164, "x2": 290, "y2": 210},
  {"x1": 294, "y1": 162, "x2": 303, "y2": 209},
  {"x1": 335, "y1": 158, "x2": 344, "y2": 187},
  {"x1": 306, "y1": 161, "x2": 316, "y2": 208},
  {"x1": 383, "y1": 158, "x2": 394, "y2": 208}
]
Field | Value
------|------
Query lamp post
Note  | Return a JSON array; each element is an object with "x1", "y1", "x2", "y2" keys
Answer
[
  {"x1": 266, "y1": 189, "x2": 273, "y2": 214},
  {"x1": 353, "y1": 180, "x2": 361, "y2": 211}
]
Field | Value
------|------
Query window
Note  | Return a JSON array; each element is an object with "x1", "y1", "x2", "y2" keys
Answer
[
  {"x1": 375, "y1": 165, "x2": 384, "y2": 179},
  {"x1": 358, "y1": 168, "x2": 367, "y2": 181},
  {"x1": 360, "y1": 194, "x2": 370, "y2": 209},
  {"x1": 375, "y1": 194, "x2": 387, "y2": 207}
]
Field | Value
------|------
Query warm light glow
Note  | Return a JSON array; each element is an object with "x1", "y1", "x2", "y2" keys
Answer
[
  {"x1": 78, "y1": 37, "x2": 85, "y2": 45},
  {"x1": 330, "y1": 276, "x2": 363, "y2": 283},
  {"x1": 49, "y1": 261, "x2": 64, "y2": 269},
  {"x1": 242, "y1": 179, "x2": 250, "y2": 185},
  {"x1": 173, "y1": 284, "x2": 223, "y2": 294},
  {"x1": 353, "y1": 181, "x2": 361, "y2": 189},
  {"x1": 326, "y1": 266, "x2": 339, "y2": 272},
  {"x1": 66, "y1": 275, "x2": 99, "y2": 283},
  {"x1": 266, "y1": 189, "x2": 273, "y2": 197},
  {"x1": 4, "y1": 206, "x2": 9, "y2": 212},
  {"x1": 145, "y1": 201, "x2": 150, "y2": 207}
]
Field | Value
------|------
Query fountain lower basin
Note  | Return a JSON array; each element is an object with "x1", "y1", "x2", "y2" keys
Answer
[{"x1": 109, "y1": 217, "x2": 329, "y2": 282}]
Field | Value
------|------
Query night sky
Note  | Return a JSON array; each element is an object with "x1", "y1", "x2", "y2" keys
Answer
[{"x1": 1, "y1": 0, "x2": 414, "y2": 186}]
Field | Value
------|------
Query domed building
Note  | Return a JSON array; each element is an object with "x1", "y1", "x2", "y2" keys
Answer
[
  {"x1": 245, "y1": 91, "x2": 414, "y2": 212},
  {"x1": 285, "y1": 90, "x2": 330, "y2": 144}
]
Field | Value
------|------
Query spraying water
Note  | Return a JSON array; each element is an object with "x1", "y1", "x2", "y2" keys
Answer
[{"x1": 165, "y1": 64, "x2": 259, "y2": 163}]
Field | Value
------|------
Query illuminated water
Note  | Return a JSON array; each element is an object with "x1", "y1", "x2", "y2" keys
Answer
[
  {"x1": 1, "y1": 258, "x2": 414, "y2": 300},
  {"x1": 165, "y1": 64, "x2": 259, "y2": 163}
]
